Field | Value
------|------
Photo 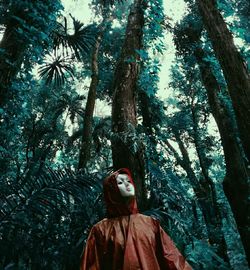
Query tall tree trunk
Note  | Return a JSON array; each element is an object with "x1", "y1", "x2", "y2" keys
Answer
[
  {"x1": 190, "y1": 100, "x2": 214, "y2": 191},
  {"x1": 78, "y1": 24, "x2": 105, "y2": 170},
  {"x1": 194, "y1": 47, "x2": 250, "y2": 265},
  {"x1": 165, "y1": 138, "x2": 206, "y2": 239},
  {"x1": 165, "y1": 138, "x2": 199, "y2": 188},
  {"x1": 111, "y1": 0, "x2": 146, "y2": 209},
  {"x1": 189, "y1": 102, "x2": 229, "y2": 257},
  {"x1": 167, "y1": 133, "x2": 228, "y2": 262},
  {"x1": 197, "y1": 0, "x2": 250, "y2": 164},
  {"x1": 138, "y1": 83, "x2": 228, "y2": 260}
]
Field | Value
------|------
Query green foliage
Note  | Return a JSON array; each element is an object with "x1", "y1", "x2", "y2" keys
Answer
[
  {"x1": 186, "y1": 239, "x2": 229, "y2": 270},
  {"x1": 0, "y1": 168, "x2": 105, "y2": 269},
  {"x1": 137, "y1": 0, "x2": 165, "y2": 104},
  {"x1": 173, "y1": 12, "x2": 202, "y2": 57},
  {"x1": 0, "y1": 0, "x2": 249, "y2": 269},
  {"x1": 39, "y1": 55, "x2": 75, "y2": 86},
  {"x1": 139, "y1": 58, "x2": 161, "y2": 96},
  {"x1": 52, "y1": 16, "x2": 97, "y2": 61},
  {"x1": 144, "y1": 0, "x2": 166, "y2": 50},
  {"x1": 143, "y1": 167, "x2": 230, "y2": 269},
  {"x1": 97, "y1": 26, "x2": 125, "y2": 99},
  {"x1": 0, "y1": 0, "x2": 63, "y2": 68},
  {"x1": 37, "y1": 16, "x2": 98, "y2": 87}
]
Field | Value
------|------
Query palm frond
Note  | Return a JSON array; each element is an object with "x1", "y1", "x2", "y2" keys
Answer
[
  {"x1": 52, "y1": 16, "x2": 97, "y2": 61},
  {"x1": 38, "y1": 55, "x2": 74, "y2": 86},
  {"x1": 0, "y1": 169, "x2": 106, "y2": 233},
  {"x1": 0, "y1": 167, "x2": 107, "y2": 269}
]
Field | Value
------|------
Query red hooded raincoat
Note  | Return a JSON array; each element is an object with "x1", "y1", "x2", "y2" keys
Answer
[{"x1": 80, "y1": 168, "x2": 192, "y2": 270}]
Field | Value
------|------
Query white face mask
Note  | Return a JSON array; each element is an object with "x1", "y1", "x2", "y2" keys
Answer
[{"x1": 116, "y1": 174, "x2": 135, "y2": 197}]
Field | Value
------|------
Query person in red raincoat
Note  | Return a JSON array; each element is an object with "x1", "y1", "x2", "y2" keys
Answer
[{"x1": 80, "y1": 168, "x2": 192, "y2": 270}]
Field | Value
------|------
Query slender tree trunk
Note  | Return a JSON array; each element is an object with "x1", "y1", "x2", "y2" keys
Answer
[
  {"x1": 167, "y1": 133, "x2": 228, "y2": 261},
  {"x1": 165, "y1": 138, "x2": 199, "y2": 188},
  {"x1": 78, "y1": 24, "x2": 105, "y2": 170},
  {"x1": 197, "y1": 0, "x2": 250, "y2": 163},
  {"x1": 190, "y1": 101, "x2": 213, "y2": 189},
  {"x1": 111, "y1": 0, "x2": 146, "y2": 209},
  {"x1": 137, "y1": 81, "x2": 228, "y2": 259},
  {"x1": 194, "y1": 47, "x2": 250, "y2": 264},
  {"x1": 189, "y1": 102, "x2": 230, "y2": 258}
]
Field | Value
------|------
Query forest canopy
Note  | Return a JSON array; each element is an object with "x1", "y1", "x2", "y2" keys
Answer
[{"x1": 0, "y1": 0, "x2": 249, "y2": 269}]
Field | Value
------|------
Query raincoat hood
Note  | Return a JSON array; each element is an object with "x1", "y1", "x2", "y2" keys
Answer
[{"x1": 103, "y1": 168, "x2": 138, "y2": 218}]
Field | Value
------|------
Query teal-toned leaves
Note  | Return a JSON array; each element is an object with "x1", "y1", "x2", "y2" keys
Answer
[
  {"x1": 135, "y1": 49, "x2": 148, "y2": 61},
  {"x1": 38, "y1": 55, "x2": 74, "y2": 86},
  {"x1": 52, "y1": 16, "x2": 96, "y2": 61},
  {"x1": 139, "y1": 57, "x2": 161, "y2": 97},
  {"x1": 0, "y1": 168, "x2": 105, "y2": 268}
]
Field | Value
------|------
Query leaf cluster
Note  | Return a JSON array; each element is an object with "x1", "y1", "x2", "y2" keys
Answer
[{"x1": 0, "y1": 168, "x2": 105, "y2": 270}]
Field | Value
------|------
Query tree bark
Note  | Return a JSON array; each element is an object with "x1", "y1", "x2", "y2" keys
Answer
[
  {"x1": 78, "y1": 25, "x2": 104, "y2": 170},
  {"x1": 165, "y1": 138, "x2": 199, "y2": 188},
  {"x1": 137, "y1": 80, "x2": 228, "y2": 260},
  {"x1": 173, "y1": 5, "x2": 249, "y2": 264},
  {"x1": 194, "y1": 47, "x2": 250, "y2": 264},
  {"x1": 188, "y1": 101, "x2": 230, "y2": 257},
  {"x1": 111, "y1": 0, "x2": 146, "y2": 209},
  {"x1": 167, "y1": 133, "x2": 228, "y2": 261},
  {"x1": 197, "y1": 0, "x2": 250, "y2": 163},
  {"x1": 190, "y1": 99, "x2": 214, "y2": 191}
]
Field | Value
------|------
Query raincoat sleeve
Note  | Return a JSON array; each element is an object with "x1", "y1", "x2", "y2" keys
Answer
[
  {"x1": 80, "y1": 226, "x2": 103, "y2": 270},
  {"x1": 156, "y1": 223, "x2": 192, "y2": 270}
]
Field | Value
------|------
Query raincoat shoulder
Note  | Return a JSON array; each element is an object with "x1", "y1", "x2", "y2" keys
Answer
[
  {"x1": 80, "y1": 214, "x2": 192, "y2": 270},
  {"x1": 80, "y1": 220, "x2": 106, "y2": 270}
]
